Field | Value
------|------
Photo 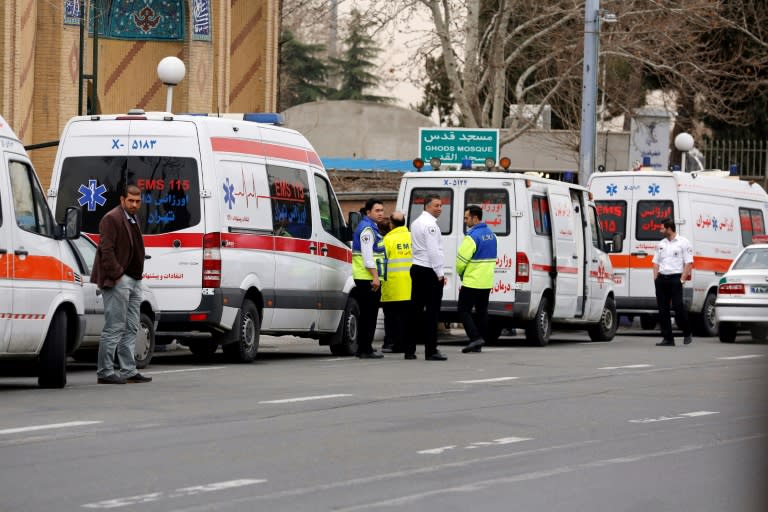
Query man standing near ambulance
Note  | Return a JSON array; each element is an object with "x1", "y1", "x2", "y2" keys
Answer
[
  {"x1": 352, "y1": 198, "x2": 386, "y2": 359},
  {"x1": 652, "y1": 218, "x2": 694, "y2": 346},
  {"x1": 92, "y1": 183, "x2": 152, "y2": 384},
  {"x1": 457, "y1": 205, "x2": 497, "y2": 353}
]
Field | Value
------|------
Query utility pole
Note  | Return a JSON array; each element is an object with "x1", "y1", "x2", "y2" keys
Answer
[
  {"x1": 579, "y1": 0, "x2": 599, "y2": 185},
  {"x1": 328, "y1": 0, "x2": 339, "y2": 90}
]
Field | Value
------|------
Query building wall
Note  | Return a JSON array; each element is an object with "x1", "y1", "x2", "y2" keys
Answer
[{"x1": 0, "y1": 0, "x2": 278, "y2": 187}]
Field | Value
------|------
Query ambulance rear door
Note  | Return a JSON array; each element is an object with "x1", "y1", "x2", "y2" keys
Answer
[{"x1": 547, "y1": 188, "x2": 579, "y2": 318}]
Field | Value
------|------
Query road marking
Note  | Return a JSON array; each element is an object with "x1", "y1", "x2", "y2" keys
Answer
[
  {"x1": 258, "y1": 394, "x2": 352, "y2": 404},
  {"x1": 598, "y1": 364, "x2": 653, "y2": 370},
  {"x1": 718, "y1": 355, "x2": 764, "y2": 360},
  {"x1": 145, "y1": 367, "x2": 226, "y2": 375},
  {"x1": 0, "y1": 421, "x2": 102, "y2": 435},
  {"x1": 82, "y1": 478, "x2": 266, "y2": 509},
  {"x1": 321, "y1": 358, "x2": 356, "y2": 362},
  {"x1": 629, "y1": 410, "x2": 719, "y2": 423},
  {"x1": 420, "y1": 437, "x2": 532, "y2": 454},
  {"x1": 455, "y1": 377, "x2": 519, "y2": 384}
]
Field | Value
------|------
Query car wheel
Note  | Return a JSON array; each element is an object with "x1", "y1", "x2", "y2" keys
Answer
[
  {"x1": 750, "y1": 325, "x2": 768, "y2": 342},
  {"x1": 330, "y1": 297, "x2": 360, "y2": 356},
  {"x1": 719, "y1": 322, "x2": 738, "y2": 343},
  {"x1": 640, "y1": 314, "x2": 657, "y2": 330},
  {"x1": 588, "y1": 296, "x2": 618, "y2": 342},
  {"x1": 222, "y1": 299, "x2": 260, "y2": 363},
  {"x1": 38, "y1": 311, "x2": 67, "y2": 389},
  {"x1": 692, "y1": 292, "x2": 718, "y2": 337},
  {"x1": 134, "y1": 312, "x2": 156, "y2": 369},
  {"x1": 525, "y1": 296, "x2": 551, "y2": 346}
]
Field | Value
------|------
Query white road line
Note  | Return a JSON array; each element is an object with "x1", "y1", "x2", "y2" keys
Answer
[
  {"x1": 718, "y1": 355, "x2": 764, "y2": 360},
  {"x1": 145, "y1": 367, "x2": 226, "y2": 375},
  {"x1": 82, "y1": 478, "x2": 266, "y2": 509},
  {"x1": 421, "y1": 437, "x2": 533, "y2": 454},
  {"x1": 455, "y1": 377, "x2": 519, "y2": 384},
  {"x1": 418, "y1": 446, "x2": 456, "y2": 455},
  {"x1": 258, "y1": 394, "x2": 352, "y2": 404},
  {"x1": 598, "y1": 364, "x2": 653, "y2": 370},
  {"x1": 629, "y1": 411, "x2": 720, "y2": 423},
  {"x1": 679, "y1": 411, "x2": 719, "y2": 417},
  {"x1": 0, "y1": 421, "x2": 102, "y2": 435},
  {"x1": 321, "y1": 358, "x2": 356, "y2": 362}
]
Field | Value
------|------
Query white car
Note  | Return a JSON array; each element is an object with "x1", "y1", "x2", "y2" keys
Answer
[
  {"x1": 715, "y1": 240, "x2": 768, "y2": 343},
  {"x1": 68, "y1": 236, "x2": 159, "y2": 368}
]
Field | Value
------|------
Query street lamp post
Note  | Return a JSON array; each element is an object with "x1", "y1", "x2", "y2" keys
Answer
[
  {"x1": 157, "y1": 57, "x2": 186, "y2": 113},
  {"x1": 674, "y1": 132, "x2": 695, "y2": 173},
  {"x1": 579, "y1": 0, "x2": 600, "y2": 185}
]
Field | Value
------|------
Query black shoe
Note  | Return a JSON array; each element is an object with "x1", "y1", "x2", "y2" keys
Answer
[
  {"x1": 425, "y1": 351, "x2": 447, "y2": 361},
  {"x1": 381, "y1": 345, "x2": 394, "y2": 353},
  {"x1": 356, "y1": 351, "x2": 384, "y2": 359},
  {"x1": 656, "y1": 340, "x2": 675, "y2": 346},
  {"x1": 404, "y1": 354, "x2": 417, "y2": 360},
  {"x1": 683, "y1": 335, "x2": 693, "y2": 345},
  {"x1": 462, "y1": 338, "x2": 485, "y2": 354},
  {"x1": 125, "y1": 373, "x2": 152, "y2": 383},
  {"x1": 97, "y1": 374, "x2": 126, "y2": 385}
]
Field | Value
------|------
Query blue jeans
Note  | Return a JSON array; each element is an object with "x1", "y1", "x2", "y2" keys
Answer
[{"x1": 97, "y1": 275, "x2": 143, "y2": 378}]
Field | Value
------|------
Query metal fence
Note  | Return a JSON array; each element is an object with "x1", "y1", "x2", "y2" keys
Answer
[{"x1": 699, "y1": 139, "x2": 768, "y2": 188}]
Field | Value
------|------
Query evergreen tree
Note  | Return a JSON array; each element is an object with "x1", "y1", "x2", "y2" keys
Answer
[
  {"x1": 278, "y1": 29, "x2": 330, "y2": 111},
  {"x1": 415, "y1": 54, "x2": 455, "y2": 126},
  {"x1": 329, "y1": 9, "x2": 390, "y2": 102}
]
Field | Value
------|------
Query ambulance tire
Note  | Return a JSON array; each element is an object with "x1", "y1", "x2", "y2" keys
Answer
[
  {"x1": 525, "y1": 297, "x2": 551, "y2": 347},
  {"x1": 718, "y1": 322, "x2": 737, "y2": 343},
  {"x1": 330, "y1": 298, "x2": 360, "y2": 356},
  {"x1": 222, "y1": 299, "x2": 260, "y2": 363},
  {"x1": 691, "y1": 292, "x2": 718, "y2": 337},
  {"x1": 588, "y1": 296, "x2": 618, "y2": 342},
  {"x1": 750, "y1": 324, "x2": 768, "y2": 342},
  {"x1": 38, "y1": 310, "x2": 67, "y2": 389},
  {"x1": 134, "y1": 312, "x2": 156, "y2": 369},
  {"x1": 640, "y1": 314, "x2": 657, "y2": 330}
]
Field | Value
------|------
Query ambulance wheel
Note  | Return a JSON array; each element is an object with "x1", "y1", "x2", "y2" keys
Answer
[
  {"x1": 692, "y1": 292, "x2": 718, "y2": 337},
  {"x1": 134, "y1": 312, "x2": 155, "y2": 369},
  {"x1": 588, "y1": 296, "x2": 617, "y2": 342},
  {"x1": 750, "y1": 325, "x2": 767, "y2": 342},
  {"x1": 223, "y1": 299, "x2": 260, "y2": 363},
  {"x1": 718, "y1": 322, "x2": 737, "y2": 343},
  {"x1": 330, "y1": 297, "x2": 360, "y2": 356},
  {"x1": 187, "y1": 341, "x2": 219, "y2": 359},
  {"x1": 525, "y1": 296, "x2": 551, "y2": 346},
  {"x1": 640, "y1": 314, "x2": 657, "y2": 330},
  {"x1": 38, "y1": 311, "x2": 67, "y2": 389}
]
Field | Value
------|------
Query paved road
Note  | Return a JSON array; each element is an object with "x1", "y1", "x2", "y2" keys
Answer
[{"x1": 1, "y1": 327, "x2": 767, "y2": 511}]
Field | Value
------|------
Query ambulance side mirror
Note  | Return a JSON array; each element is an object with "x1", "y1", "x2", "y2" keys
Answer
[
  {"x1": 61, "y1": 206, "x2": 82, "y2": 240},
  {"x1": 348, "y1": 211, "x2": 362, "y2": 234},
  {"x1": 605, "y1": 233, "x2": 623, "y2": 253}
]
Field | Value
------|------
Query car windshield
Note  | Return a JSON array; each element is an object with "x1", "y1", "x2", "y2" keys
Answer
[
  {"x1": 72, "y1": 236, "x2": 97, "y2": 274},
  {"x1": 732, "y1": 247, "x2": 768, "y2": 270}
]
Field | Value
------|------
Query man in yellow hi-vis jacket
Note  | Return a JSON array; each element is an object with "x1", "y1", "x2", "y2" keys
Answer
[
  {"x1": 457, "y1": 205, "x2": 497, "y2": 353},
  {"x1": 379, "y1": 212, "x2": 415, "y2": 359}
]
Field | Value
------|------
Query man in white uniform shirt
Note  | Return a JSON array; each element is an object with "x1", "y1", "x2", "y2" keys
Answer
[
  {"x1": 652, "y1": 218, "x2": 694, "y2": 346},
  {"x1": 409, "y1": 194, "x2": 447, "y2": 360}
]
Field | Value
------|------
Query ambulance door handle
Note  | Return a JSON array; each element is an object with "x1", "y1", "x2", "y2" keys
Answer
[
  {"x1": 592, "y1": 258, "x2": 598, "y2": 263},
  {"x1": 320, "y1": 247, "x2": 328, "y2": 256},
  {"x1": 309, "y1": 245, "x2": 317, "y2": 253},
  {"x1": 572, "y1": 255, "x2": 578, "y2": 259},
  {"x1": 630, "y1": 251, "x2": 648, "y2": 258},
  {"x1": 14, "y1": 249, "x2": 28, "y2": 256}
]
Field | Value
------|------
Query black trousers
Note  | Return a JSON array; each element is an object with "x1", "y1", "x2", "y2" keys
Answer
[
  {"x1": 410, "y1": 265, "x2": 443, "y2": 357},
  {"x1": 354, "y1": 279, "x2": 381, "y2": 354},
  {"x1": 655, "y1": 273, "x2": 691, "y2": 341},
  {"x1": 458, "y1": 286, "x2": 491, "y2": 342},
  {"x1": 382, "y1": 301, "x2": 410, "y2": 353}
]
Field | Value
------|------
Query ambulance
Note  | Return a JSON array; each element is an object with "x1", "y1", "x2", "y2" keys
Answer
[
  {"x1": 589, "y1": 169, "x2": 768, "y2": 335},
  {"x1": 48, "y1": 111, "x2": 357, "y2": 362},
  {"x1": 0, "y1": 115, "x2": 84, "y2": 388},
  {"x1": 396, "y1": 167, "x2": 619, "y2": 346}
]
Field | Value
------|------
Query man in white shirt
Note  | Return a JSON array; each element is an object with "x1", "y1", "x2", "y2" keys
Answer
[
  {"x1": 409, "y1": 194, "x2": 447, "y2": 360},
  {"x1": 652, "y1": 218, "x2": 694, "y2": 346}
]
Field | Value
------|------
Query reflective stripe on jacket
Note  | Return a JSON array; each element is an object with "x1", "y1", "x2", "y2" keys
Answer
[
  {"x1": 381, "y1": 226, "x2": 412, "y2": 302},
  {"x1": 456, "y1": 222, "x2": 497, "y2": 289},
  {"x1": 352, "y1": 216, "x2": 385, "y2": 280}
]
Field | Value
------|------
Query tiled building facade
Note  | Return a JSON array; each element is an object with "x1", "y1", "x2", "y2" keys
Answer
[{"x1": 0, "y1": 0, "x2": 278, "y2": 186}]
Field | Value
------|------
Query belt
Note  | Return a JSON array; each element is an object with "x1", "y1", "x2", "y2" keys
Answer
[{"x1": 659, "y1": 273, "x2": 682, "y2": 279}]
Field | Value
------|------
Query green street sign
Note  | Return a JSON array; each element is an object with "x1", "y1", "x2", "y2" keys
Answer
[{"x1": 419, "y1": 128, "x2": 499, "y2": 167}]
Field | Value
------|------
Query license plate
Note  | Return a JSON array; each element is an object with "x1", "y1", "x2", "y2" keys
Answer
[{"x1": 750, "y1": 285, "x2": 768, "y2": 294}]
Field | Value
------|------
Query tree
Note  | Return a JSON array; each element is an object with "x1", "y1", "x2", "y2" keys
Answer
[
  {"x1": 329, "y1": 9, "x2": 391, "y2": 102},
  {"x1": 278, "y1": 29, "x2": 331, "y2": 111},
  {"x1": 414, "y1": 54, "x2": 456, "y2": 125}
]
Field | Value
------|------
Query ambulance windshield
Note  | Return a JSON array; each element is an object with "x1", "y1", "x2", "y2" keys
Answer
[{"x1": 55, "y1": 156, "x2": 201, "y2": 235}]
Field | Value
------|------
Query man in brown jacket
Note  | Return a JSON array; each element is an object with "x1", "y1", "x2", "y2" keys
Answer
[{"x1": 92, "y1": 183, "x2": 152, "y2": 384}]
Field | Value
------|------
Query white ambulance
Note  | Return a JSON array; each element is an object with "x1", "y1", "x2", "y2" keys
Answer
[
  {"x1": 589, "y1": 169, "x2": 768, "y2": 335},
  {"x1": 0, "y1": 115, "x2": 84, "y2": 388},
  {"x1": 48, "y1": 111, "x2": 357, "y2": 362},
  {"x1": 396, "y1": 168, "x2": 619, "y2": 345}
]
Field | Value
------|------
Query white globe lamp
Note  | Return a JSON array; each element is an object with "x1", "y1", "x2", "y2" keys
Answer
[
  {"x1": 157, "y1": 57, "x2": 186, "y2": 112},
  {"x1": 674, "y1": 133, "x2": 695, "y2": 172}
]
